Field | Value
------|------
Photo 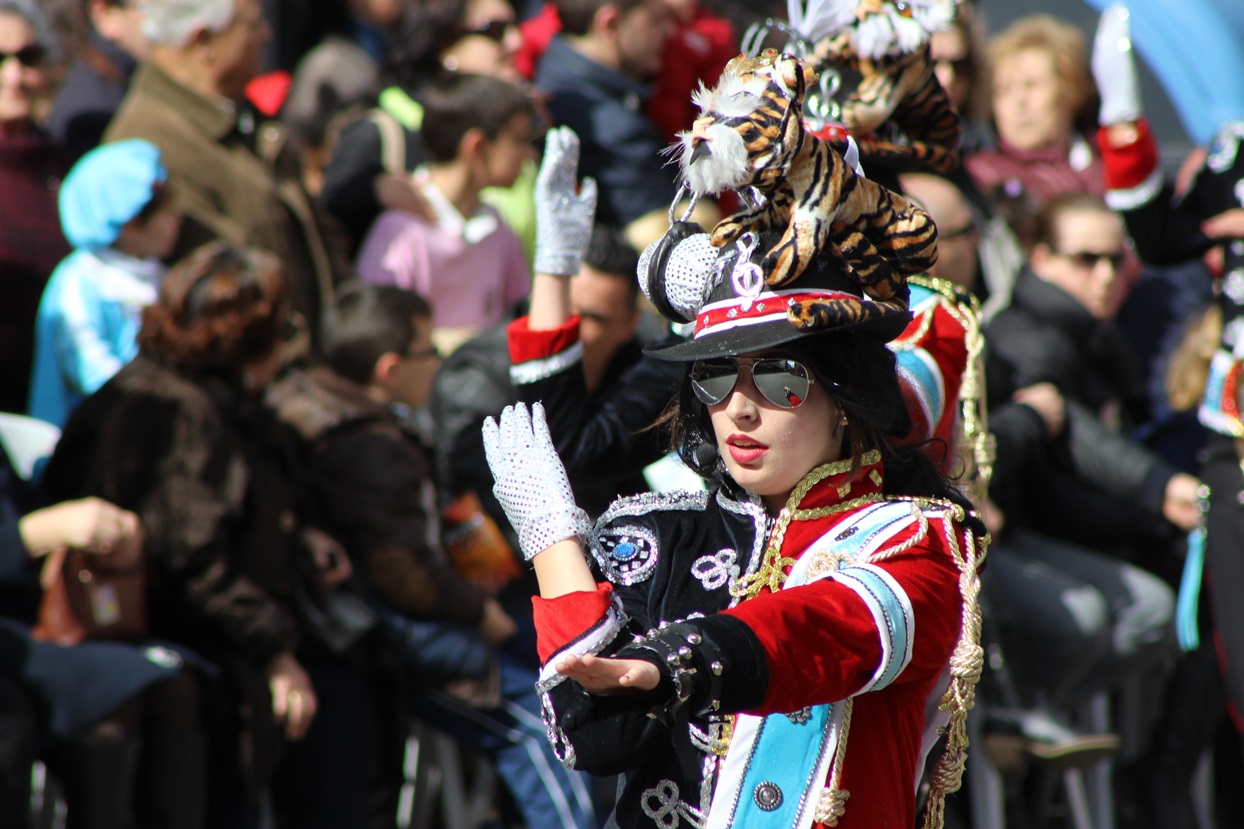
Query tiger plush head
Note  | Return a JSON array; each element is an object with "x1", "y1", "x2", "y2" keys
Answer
[{"x1": 675, "y1": 50, "x2": 817, "y2": 198}]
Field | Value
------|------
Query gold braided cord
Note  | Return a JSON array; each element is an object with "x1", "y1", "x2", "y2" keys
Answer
[
  {"x1": 921, "y1": 513, "x2": 988, "y2": 829},
  {"x1": 730, "y1": 451, "x2": 884, "y2": 602},
  {"x1": 814, "y1": 698, "x2": 853, "y2": 826}
]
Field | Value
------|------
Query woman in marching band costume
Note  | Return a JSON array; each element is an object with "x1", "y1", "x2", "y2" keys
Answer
[{"x1": 482, "y1": 142, "x2": 988, "y2": 829}]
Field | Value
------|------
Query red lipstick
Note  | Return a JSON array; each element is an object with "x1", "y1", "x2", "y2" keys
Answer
[{"x1": 725, "y1": 433, "x2": 768, "y2": 464}]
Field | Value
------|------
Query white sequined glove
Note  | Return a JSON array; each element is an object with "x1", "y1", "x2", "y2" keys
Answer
[
  {"x1": 482, "y1": 402, "x2": 591, "y2": 561},
  {"x1": 1092, "y1": 4, "x2": 1142, "y2": 126},
  {"x1": 534, "y1": 126, "x2": 598, "y2": 277}
]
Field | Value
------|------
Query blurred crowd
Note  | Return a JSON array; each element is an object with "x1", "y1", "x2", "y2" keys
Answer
[{"x1": 0, "y1": 0, "x2": 1241, "y2": 827}]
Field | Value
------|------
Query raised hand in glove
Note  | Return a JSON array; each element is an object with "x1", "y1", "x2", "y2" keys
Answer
[
  {"x1": 1092, "y1": 4, "x2": 1142, "y2": 126},
  {"x1": 534, "y1": 126, "x2": 598, "y2": 277},
  {"x1": 482, "y1": 402, "x2": 591, "y2": 560}
]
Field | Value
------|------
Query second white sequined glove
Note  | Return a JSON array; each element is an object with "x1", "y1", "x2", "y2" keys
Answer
[
  {"x1": 482, "y1": 402, "x2": 591, "y2": 560},
  {"x1": 534, "y1": 126, "x2": 598, "y2": 277},
  {"x1": 1092, "y1": 4, "x2": 1142, "y2": 125}
]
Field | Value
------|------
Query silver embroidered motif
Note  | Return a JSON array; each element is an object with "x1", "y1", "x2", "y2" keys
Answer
[
  {"x1": 691, "y1": 549, "x2": 740, "y2": 590},
  {"x1": 642, "y1": 780, "x2": 684, "y2": 828}
]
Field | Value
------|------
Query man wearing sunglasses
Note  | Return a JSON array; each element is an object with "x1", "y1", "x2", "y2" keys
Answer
[{"x1": 981, "y1": 192, "x2": 1187, "y2": 734}]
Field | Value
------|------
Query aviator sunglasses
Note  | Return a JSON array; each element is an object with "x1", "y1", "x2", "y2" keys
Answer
[{"x1": 690, "y1": 357, "x2": 815, "y2": 409}]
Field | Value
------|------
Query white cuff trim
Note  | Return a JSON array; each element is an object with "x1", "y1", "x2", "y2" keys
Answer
[
  {"x1": 510, "y1": 341, "x2": 584, "y2": 386},
  {"x1": 1105, "y1": 169, "x2": 1164, "y2": 212}
]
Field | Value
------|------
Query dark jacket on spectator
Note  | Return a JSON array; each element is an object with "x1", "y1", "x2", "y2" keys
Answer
[
  {"x1": 534, "y1": 36, "x2": 676, "y2": 227},
  {"x1": 106, "y1": 63, "x2": 350, "y2": 337},
  {"x1": 318, "y1": 103, "x2": 427, "y2": 248},
  {"x1": 47, "y1": 33, "x2": 137, "y2": 163},
  {"x1": 269, "y1": 365, "x2": 487, "y2": 626},
  {"x1": 0, "y1": 130, "x2": 69, "y2": 414},
  {"x1": 985, "y1": 268, "x2": 1177, "y2": 546},
  {"x1": 42, "y1": 355, "x2": 302, "y2": 665}
]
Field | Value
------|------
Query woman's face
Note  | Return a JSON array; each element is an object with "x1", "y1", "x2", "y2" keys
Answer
[
  {"x1": 706, "y1": 352, "x2": 844, "y2": 514},
  {"x1": 0, "y1": 12, "x2": 44, "y2": 131},
  {"x1": 991, "y1": 47, "x2": 1071, "y2": 153},
  {"x1": 442, "y1": 0, "x2": 522, "y2": 83},
  {"x1": 930, "y1": 27, "x2": 972, "y2": 113}
]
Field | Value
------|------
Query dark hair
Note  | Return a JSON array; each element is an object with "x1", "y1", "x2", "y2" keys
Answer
[
  {"x1": 1026, "y1": 191, "x2": 1114, "y2": 252},
  {"x1": 556, "y1": 0, "x2": 648, "y2": 37},
  {"x1": 420, "y1": 73, "x2": 534, "y2": 163},
  {"x1": 382, "y1": 0, "x2": 469, "y2": 91},
  {"x1": 321, "y1": 281, "x2": 433, "y2": 384},
  {"x1": 667, "y1": 331, "x2": 970, "y2": 507},
  {"x1": 584, "y1": 224, "x2": 640, "y2": 303},
  {"x1": 138, "y1": 242, "x2": 287, "y2": 374}
]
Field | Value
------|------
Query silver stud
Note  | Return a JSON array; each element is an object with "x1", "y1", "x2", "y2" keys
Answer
[
  {"x1": 754, "y1": 782, "x2": 783, "y2": 811},
  {"x1": 711, "y1": 662, "x2": 724, "y2": 676}
]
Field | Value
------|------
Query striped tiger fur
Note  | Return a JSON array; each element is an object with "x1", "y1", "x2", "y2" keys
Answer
[
  {"x1": 802, "y1": 0, "x2": 961, "y2": 175},
  {"x1": 675, "y1": 49, "x2": 937, "y2": 325},
  {"x1": 815, "y1": 39, "x2": 961, "y2": 175}
]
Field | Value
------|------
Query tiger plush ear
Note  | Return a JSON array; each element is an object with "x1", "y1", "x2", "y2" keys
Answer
[{"x1": 773, "y1": 52, "x2": 817, "y2": 98}]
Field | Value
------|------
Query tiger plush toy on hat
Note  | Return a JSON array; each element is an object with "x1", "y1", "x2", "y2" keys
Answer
[{"x1": 675, "y1": 49, "x2": 936, "y2": 326}]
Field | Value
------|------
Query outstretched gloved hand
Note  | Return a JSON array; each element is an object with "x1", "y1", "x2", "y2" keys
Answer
[
  {"x1": 533, "y1": 126, "x2": 598, "y2": 277},
  {"x1": 482, "y1": 402, "x2": 591, "y2": 560},
  {"x1": 1092, "y1": 4, "x2": 1142, "y2": 126}
]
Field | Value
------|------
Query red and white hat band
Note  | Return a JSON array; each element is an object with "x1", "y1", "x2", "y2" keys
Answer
[{"x1": 694, "y1": 288, "x2": 861, "y2": 338}]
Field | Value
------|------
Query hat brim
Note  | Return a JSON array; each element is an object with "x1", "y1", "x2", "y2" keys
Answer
[{"x1": 645, "y1": 309, "x2": 912, "y2": 361}]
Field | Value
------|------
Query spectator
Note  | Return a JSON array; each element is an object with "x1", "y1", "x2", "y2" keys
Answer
[
  {"x1": 319, "y1": 0, "x2": 532, "y2": 252},
  {"x1": 270, "y1": 281, "x2": 598, "y2": 829},
  {"x1": 42, "y1": 242, "x2": 374, "y2": 828},
  {"x1": 965, "y1": 14, "x2": 1104, "y2": 239},
  {"x1": 515, "y1": 0, "x2": 738, "y2": 143},
  {"x1": 900, "y1": 171, "x2": 1021, "y2": 321},
  {"x1": 46, "y1": 0, "x2": 150, "y2": 162},
  {"x1": 982, "y1": 194, "x2": 1185, "y2": 718},
  {"x1": 0, "y1": 0, "x2": 71, "y2": 414},
  {"x1": 1093, "y1": 6, "x2": 1244, "y2": 822},
  {"x1": 354, "y1": 73, "x2": 535, "y2": 354},
  {"x1": 105, "y1": 0, "x2": 351, "y2": 345},
  {"x1": 929, "y1": 0, "x2": 990, "y2": 157},
  {"x1": 29, "y1": 139, "x2": 181, "y2": 428},
  {"x1": 534, "y1": 0, "x2": 719, "y2": 247},
  {"x1": 280, "y1": 0, "x2": 407, "y2": 149},
  {"x1": 1, "y1": 442, "x2": 205, "y2": 829}
]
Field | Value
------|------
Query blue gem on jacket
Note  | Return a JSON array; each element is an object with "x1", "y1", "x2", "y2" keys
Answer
[{"x1": 594, "y1": 525, "x2": 659, "y2": 585}]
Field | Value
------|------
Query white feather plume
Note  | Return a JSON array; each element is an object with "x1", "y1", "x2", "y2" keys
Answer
[{"x1": 786, "y1": 0, "x2": 855, "y2": 44}]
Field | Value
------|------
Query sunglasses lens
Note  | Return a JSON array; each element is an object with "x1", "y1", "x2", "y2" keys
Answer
[
  {"x1": 690, "y1": 361, "x2": 738, "y2": 405},
  {"x1": 753, "y1": 359, "x2": 812, "y2": 408}
]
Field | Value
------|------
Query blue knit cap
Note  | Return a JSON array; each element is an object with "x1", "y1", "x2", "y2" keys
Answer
[{"x1": 59, "y1": 140, "x2": 169, "y2": 250}]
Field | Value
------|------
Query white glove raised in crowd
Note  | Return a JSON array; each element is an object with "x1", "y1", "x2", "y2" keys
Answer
[
  {"x1": 1092, "y1": 3, "x2": 1142, "y2": 126},
  {"x1": 482, "y1": 402, "x2": 591, "y2": 561},
  {"x1": 533, "y1": 126, "x2": 598, "y2": 277}
]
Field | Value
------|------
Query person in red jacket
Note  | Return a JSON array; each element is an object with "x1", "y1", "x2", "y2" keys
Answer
[{"x1": 481, "y1": 124, "x2": 986, "y2": 829}]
